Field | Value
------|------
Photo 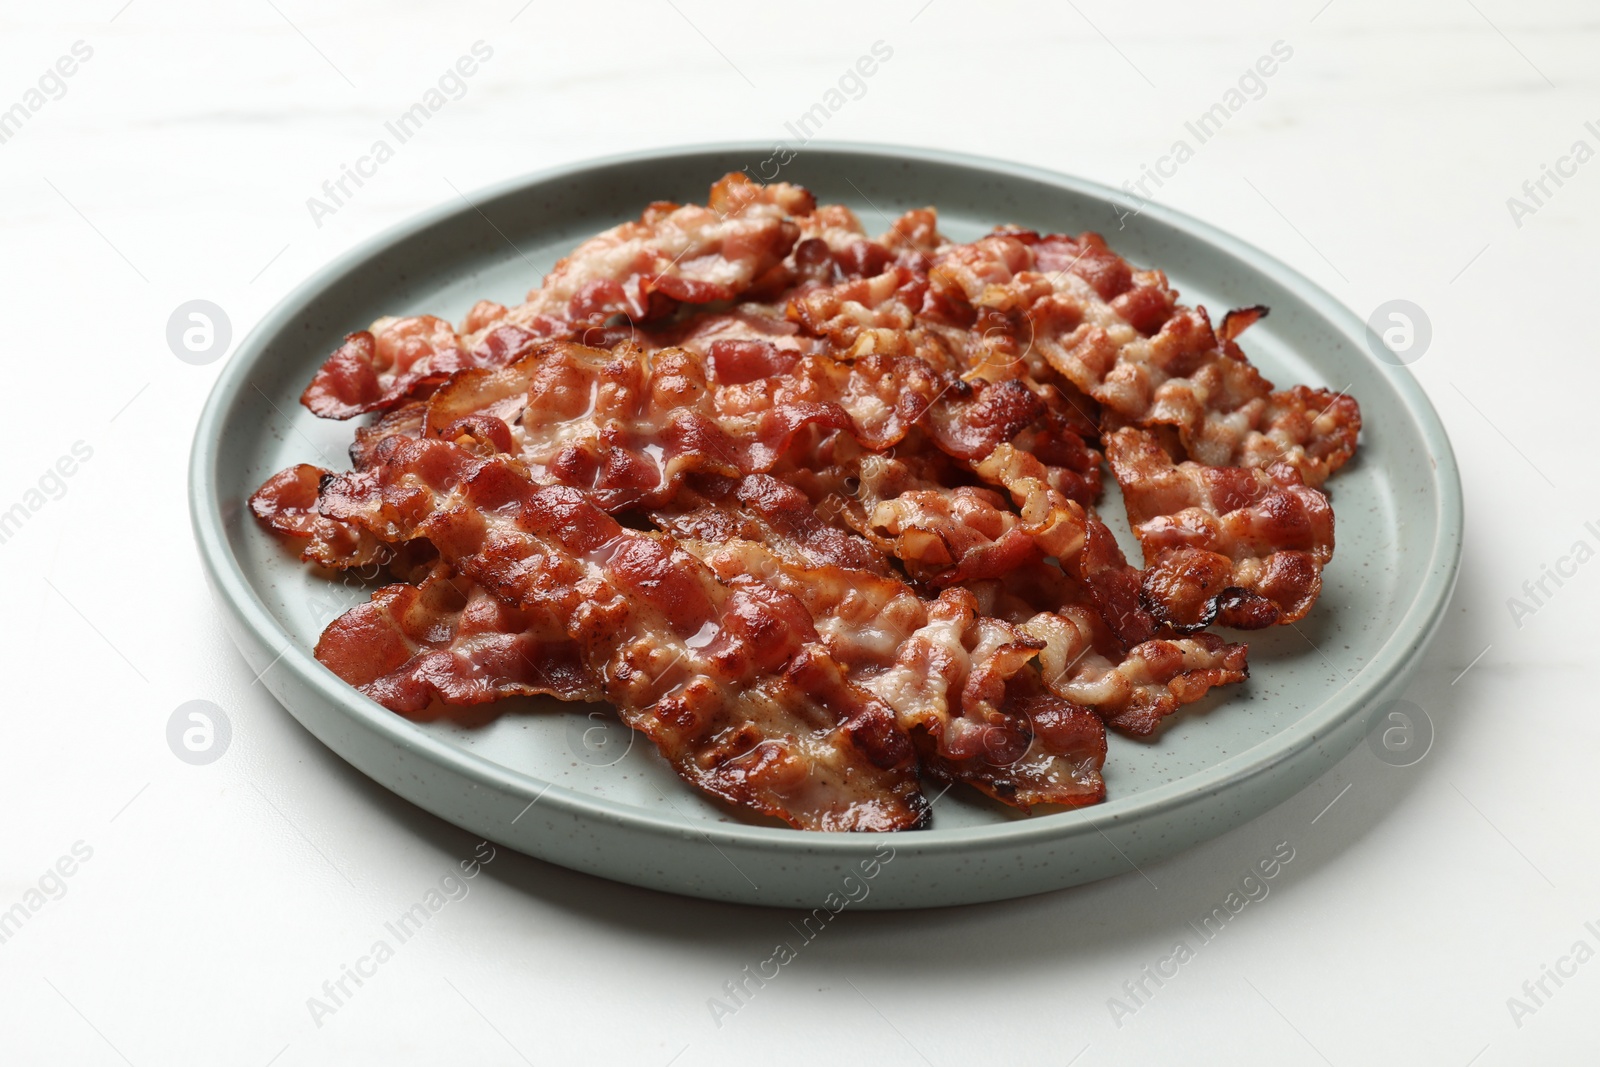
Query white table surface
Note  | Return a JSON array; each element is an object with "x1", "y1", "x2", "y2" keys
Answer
[{"x1": 3, "y1": 1, "x2": 1595, "y2": 1063}]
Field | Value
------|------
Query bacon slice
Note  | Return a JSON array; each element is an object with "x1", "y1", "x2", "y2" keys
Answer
[
  {"x1": 301, "y1": 173, "x2": 817, "y2": 419},
  {"x1": 826, "y1": 226, "x2": 1362, "y2": 487},
  {"x1": 653, "y1": 473, "x2": 894, "y2": 575},
  {"x1": 665, "y1": 528, "x2": 1107, "y2": 810},
  {"x1": 972, "y1": 443, "x2": 1154, "y2": 647},
  {"x1": 971, "y1": 564, "x2": 1249, "y2": 736},
  {"x1": 1105, "y1": 427, "x2": 1335, "y2": 630},
  {"x1": 787, "y1": 430, "x2": 1151, "y2": 648},
  {"x1": 350, "y1": 401, "x2": 427, "y2": 469},
  {"x1": 300, "y1": 317, "x2": 466, "y2": 421},
  {"x1": 1018, "y1": 255, "x2": 1360, "y2": 487},
  {"x1": 318, "y1": 440, "x2": 927, "y2": 831},
  {"x1": 279, "y1": 335, "x2": 1087, "y2": 572},
  {"x1": 788, "y1": 265, "x2": 937, "y2": 357},
  {"x1": 420, "y1": 338, "x2": 948, "y2": 502},
  {"x1": 663, "y1": 477, "x2": 1242, "y2": 743},
  {"x1": 248, "y1": 463, "x2": 388, "y2": 569},
  {"x1": 315, "y1": 566, "x2": 602, "y2": 713},
  {"x1": 249, "y1": 173, "x2": 1362, "y2": 826}
]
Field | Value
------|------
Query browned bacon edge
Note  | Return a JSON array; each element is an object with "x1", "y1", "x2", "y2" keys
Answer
[
  {"x1": 248, "y1": 463, "x2": 387, "y2": 569},
  {"x1": 655, "y1": 491, "x2": 1107, "y2": 810},
  {"x1": 1106, "y1": 427, "x2": 1335, "y2": 631},
  {"x1": 660, "y1": 477, "x2": 1246, "y2": 741},
  {"x1": 300, "y1": 173, "x2": 818, "y2": 419},
  {"x1": 315, "y1": 439, "x2": 928, "y2": 832},
  {"x1": 249, "y1": 173, "x2": 1362, "y2": 824},
  {"x1": 315, "y1": 566, "x2": 602, "y2": 712},
  {"x1": 261, "y1": 338, "x2": 1137, "y2": 640},
  {"x1": 783, "y1": 223, "x2": 1360, "y2": 492}
]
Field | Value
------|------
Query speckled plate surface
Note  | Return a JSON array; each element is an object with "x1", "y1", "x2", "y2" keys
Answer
[{"x1": 189, "y1": 143, "x2": 1462, "y2": 909}]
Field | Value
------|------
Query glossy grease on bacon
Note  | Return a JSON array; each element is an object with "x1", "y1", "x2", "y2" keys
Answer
[{"x1": 249, "y1": 171, "x2": 1363, "y2": 830}]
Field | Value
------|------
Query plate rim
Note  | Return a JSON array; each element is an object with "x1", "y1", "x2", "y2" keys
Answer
[{"x1": 189, "y1": 140, "x2": 1464, "y2": 855}]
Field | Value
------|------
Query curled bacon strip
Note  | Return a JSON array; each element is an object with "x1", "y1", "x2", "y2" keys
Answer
[
  {"x1": 1028, "y1": 282, "x2": 1360, "y2": 487},
  {"x1": 972, "y1": 443, "x2": 1155, "y2": 647},
  {"x1": 301, "y1": 173, "x2": 817, "y2": 419},
  {"x1": 301, "y1": 316, "x2": 469, "y2": 421},
  {"x1": 250, "y1": 172, "x2": 1362, "y2": 828},
  {"x1": 801, "y1": 431, "x2": 1150, "y2": 648},
  {"x1": 653, "y1": 473, "x2": 894, "y2": 576},
  {"x1": 248, "y1": 463, "x2": 388, "y2": 569},
  {"x1": 318, "y1": 439, "x2": 928, "y2": 831},
  {"x1": 1106, "y1": 427, "x2": 1335, "y2": 631},
  {"x1": 282, "y1": 334, "x2": 1091, "y2": 574},
  {"x1": 662, "y1": 479, "x2": 1243, "y2": 741},
  {"x1": 666, "y1": 526, "x2": 1106, "y2": 810},
  {"x1": 847, "y1": 226, "x2": 1362, "y2": 488},
  {"x1": 316, "y1": 566, "x2": 602, "y2": 713},
  {"x1": 972, "y1": 565, "x2": 1248, "y2": 736}
]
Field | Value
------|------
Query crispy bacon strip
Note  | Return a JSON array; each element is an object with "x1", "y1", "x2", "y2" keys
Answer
[
  {"x1": 421, "y1": 341, "x2": 745, "y2": 510},
  {"x1": 301, "y1": 173, "x2": 817, "y2": 419},
  {"x1": 790, "y1": 431, "x2": 1151, "y2": 647},
  {"x1": 301, "y1": 317, "x2": 466, "y2": 421},
  {"x1": 248, "y1": 463, "x2": 389, "y2": 568},
  {"x1": 423, "y1": 338, "x2": 983, "y2": 491},
  {"x1": 852, "y1": 226, "x2": 1361, "y2": 486},
  {"x1": 277, "y1": 335, "x2": 1086, "y2": 572},
  {"x1": 318, "y1": 440, "x2": 927, "y2": 831},
  {"x1": 315, "y1": 566, "x2": 602, "y2": 712},
  {"x1": 1021, "y1": 256, "x2": 1360, "y2": 486},
  {"x1": 1106, "y1": 427, "x2": 1335, "y2": 631},
  {"x1": 971, "y1": 564, "x2": 1249, "y2": 736},
  {"x1": 971, "y1": 443, "x2": 1154, "y2": 647},
  {"x1": 665, "y1": 527, "x2": 1106, "y2": 809},
  {"x1": 777, "y1": 430, "x2": 1022, "y2": 584},
  {"x1": 669, "y1": 473, "x2": 1243, "y2": 741},
  {"x1": 654, "y1": 473, "x2": 894, "y2": 575}
]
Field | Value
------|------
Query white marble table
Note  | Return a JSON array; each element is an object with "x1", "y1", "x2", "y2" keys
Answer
[{"x1": 3, "y1": 1, "x2": 1595, "y2": 1063}]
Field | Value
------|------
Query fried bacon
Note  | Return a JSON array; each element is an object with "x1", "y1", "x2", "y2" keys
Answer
[
  {"x1": 673, "y1": 534, "x2": 1106, "y2": 809},
  {"x1": 320, "y1": 443, "x2": 928, "y2": 831},
  {"x1": 301, "y1": 173, "x2": 816, "y2": 419},
  {"x1": 249, "y1": 171, "x2": 1362, "y2": 830},
  {"x1": 973, "y1": 443, "x2": 1155, "y2": 646},
  {"x1": 783, "y1": 431, "x2": 1147, "y2": 646},
  {"x1": 286, "y1": 335, "x2": 1088, "y2": 573},
  {"x1": 248, "y1": 463, "x2": 388, "y2": 568},
  {"x1": 315, "y1": 566, "x2": 603, "y2": 712},
  {"x1": 817, "y1": 225, "x2": 1362, "y2": 488},
  {"x1": 653, "y1": 473, "x2": 894, "y2": 575},
  {"x1": 654, "y1": 476, "x2": 1106, "y2": 806},
  {"x1": 968, "y1": 564, "x2": 1248, "y2": 736},
  {"x1": 1106, "y1": 427, "x2": 1335, "y2": 631},
  {"x1": 656, "y1": 479, "x2": 1238, "y2": 743},
  {"x1": 1023, "y1": 275, "x2": 1360, "y2": 487}
]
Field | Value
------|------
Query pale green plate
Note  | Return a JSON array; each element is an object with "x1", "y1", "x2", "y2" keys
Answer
[{"x1": 189, "y1": 144, "x2": 1462, "y2": 908}]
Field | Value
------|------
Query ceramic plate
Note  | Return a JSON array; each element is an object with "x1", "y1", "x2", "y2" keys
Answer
[{"x1": 190, "y1": 143, "x2": 1462, "y2": 908}]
